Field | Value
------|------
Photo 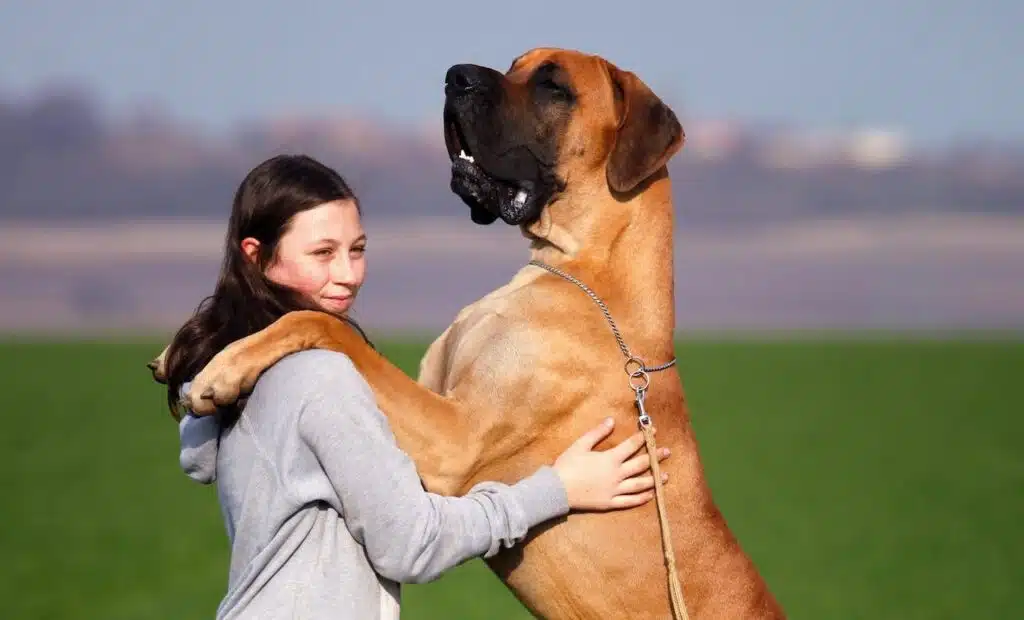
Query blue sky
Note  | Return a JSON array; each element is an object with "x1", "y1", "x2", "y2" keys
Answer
[{"x1": 1, "y1": 0, "x2": 1019, "y2": 146}]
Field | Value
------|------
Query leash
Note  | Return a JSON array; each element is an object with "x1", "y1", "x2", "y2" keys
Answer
[{"x1": 528, "y1": 259, "x2": 690, "y2": 620}]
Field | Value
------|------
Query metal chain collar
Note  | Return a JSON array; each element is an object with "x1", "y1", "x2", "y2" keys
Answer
[{"x1": 528, "y1": 258, "x2": 677, "y2": 425}]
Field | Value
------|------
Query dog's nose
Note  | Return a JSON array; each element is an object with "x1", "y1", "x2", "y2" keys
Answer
[{"x1": 445, "y1": 64, "x2": 498, "y2": 96}]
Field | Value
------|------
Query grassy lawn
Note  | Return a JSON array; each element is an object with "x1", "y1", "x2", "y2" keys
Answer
[{"x1": 1, "y1": 335, "x2": 1020, "y2": 618}]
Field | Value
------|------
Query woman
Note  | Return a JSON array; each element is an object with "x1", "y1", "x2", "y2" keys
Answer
[{"x1": 165, "y1": 154, "x2": 670, "y2": 619}]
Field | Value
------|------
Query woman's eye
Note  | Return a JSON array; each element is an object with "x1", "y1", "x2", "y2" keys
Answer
[
  {"x1": 351, "y1": 246, "x2": 366, "y2": 256},
  {"x1": 314, "y1": 248, "x2": 333, "y2": 257}
]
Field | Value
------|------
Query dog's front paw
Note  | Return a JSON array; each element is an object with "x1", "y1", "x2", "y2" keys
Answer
[
  {"x1": 147, "y1": 346, "x2": 170, "y2": 384},
  {"x1": 185, "y1": 346, "x2": 255, "y2": 415}
]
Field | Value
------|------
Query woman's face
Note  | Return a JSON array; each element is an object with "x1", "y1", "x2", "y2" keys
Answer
[{"x1": 243, "y1": 199, "x2": 366, "y2": 314}]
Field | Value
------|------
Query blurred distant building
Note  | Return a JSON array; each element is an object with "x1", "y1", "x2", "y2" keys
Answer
[
  {"x1": 753, "y1": 126, "x2": 908, "y2": 170},
  {"x1": 685, "y1": 119, "x2": 747, "y2": 162},
  {"x1": 844, "y1": 129, "x2": 909, "y2": 169}
]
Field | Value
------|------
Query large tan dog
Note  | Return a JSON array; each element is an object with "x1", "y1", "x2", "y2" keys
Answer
[{"x1": 155, "y1": 48, "x2": 785, "y2": 619}]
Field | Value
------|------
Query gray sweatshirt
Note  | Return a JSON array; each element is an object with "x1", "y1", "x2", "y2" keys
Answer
[{"x1": 178, "y1": 349, "x2": 569, "y2": 619}]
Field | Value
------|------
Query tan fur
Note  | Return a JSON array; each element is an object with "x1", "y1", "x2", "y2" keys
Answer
[{"x1": 155, "y1": 49, "x2": 785, "y2": 619}]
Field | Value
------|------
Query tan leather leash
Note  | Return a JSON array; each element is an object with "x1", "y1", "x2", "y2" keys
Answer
[
  {"x1": 634, "y1": 367, "x2": 689, "y2": 620},
  {"x1": 528, "y1": 259, "x2": 690, "y2": 620}
]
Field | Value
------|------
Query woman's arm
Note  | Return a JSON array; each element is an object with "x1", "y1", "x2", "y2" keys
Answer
[{"x1": 295, "y1": 349, "x2": 569, "y2": 585}]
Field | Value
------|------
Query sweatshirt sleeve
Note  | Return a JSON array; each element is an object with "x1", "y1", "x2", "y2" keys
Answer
[
  {"x1": 177, "y1": 381, "x2": 221, "y2": 484},
  {"x1": 293, "y1": 350, "x2": 570, "y2": 584}
]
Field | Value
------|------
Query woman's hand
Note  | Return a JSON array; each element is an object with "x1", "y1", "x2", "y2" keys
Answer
[{"x1": 552, "y1": 417, "x2": 671, "y2": 512}]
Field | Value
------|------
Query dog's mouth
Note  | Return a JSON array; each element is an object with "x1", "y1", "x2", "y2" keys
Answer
[{"x1": 444, "y1": 108, "x2": 539, "y2": 226}]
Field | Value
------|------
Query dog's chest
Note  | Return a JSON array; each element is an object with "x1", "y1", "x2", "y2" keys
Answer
[{"x1": 424, "y1": 271, "x2": 545, "y2": 393}]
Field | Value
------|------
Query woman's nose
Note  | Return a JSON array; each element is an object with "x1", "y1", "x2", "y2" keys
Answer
[{"x1": 330, "y1": 257, "x2": 355, "y2": 284}]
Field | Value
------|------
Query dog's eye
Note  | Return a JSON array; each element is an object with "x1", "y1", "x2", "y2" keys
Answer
[
  {"x1": 537, "y1": 78, "x2": 573, "y2": 100},
  {"x1": 531, "y1": 61, "x2": 575, "y2": 103}
]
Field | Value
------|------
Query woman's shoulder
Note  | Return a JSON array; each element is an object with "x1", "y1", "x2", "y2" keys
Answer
[
  {"x1": 245, "y1": 350, "x2": 374, "y2": 407},
  {"x1": 251, "y1": 349, "x2": 367, "y2": 403},
  {"x1": 249, "y1": 348, "x2": 384, "y2": 437},
  {"x1": 238, "y1": 349, "x2": 372, "y2": 432}
]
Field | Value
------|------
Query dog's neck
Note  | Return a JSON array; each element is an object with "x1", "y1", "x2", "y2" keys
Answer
[{"x1": 522, "y1": 169, "x2": 676, "y2": 364}]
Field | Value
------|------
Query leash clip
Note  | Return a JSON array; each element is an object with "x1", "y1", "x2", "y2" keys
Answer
[{"x1": 634, "y1": 386, "x2": 652, "y2": 427}]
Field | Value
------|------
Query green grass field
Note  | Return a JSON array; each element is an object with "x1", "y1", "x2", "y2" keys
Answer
[{"x1": 2, "y1": 335, "x2": 1021, "y2": 619}]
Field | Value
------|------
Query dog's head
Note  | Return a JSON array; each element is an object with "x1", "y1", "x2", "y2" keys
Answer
[{"x1": 443, "y1": 47, "x2": 684, "y2": 227}]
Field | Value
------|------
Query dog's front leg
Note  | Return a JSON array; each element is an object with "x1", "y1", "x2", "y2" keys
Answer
[{"x1": 182, "y1": 310, "x2": 489, "y2": 495}]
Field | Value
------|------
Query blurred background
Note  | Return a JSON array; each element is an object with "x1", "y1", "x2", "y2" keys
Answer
[{"x1": 2, "y1": 1, "x2": 1021, "y2": 618}]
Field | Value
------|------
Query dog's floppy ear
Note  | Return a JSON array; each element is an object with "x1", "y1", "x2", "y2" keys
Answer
[{"x1": 605, "y1": 66, "x2": 685, "y2": 194}]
